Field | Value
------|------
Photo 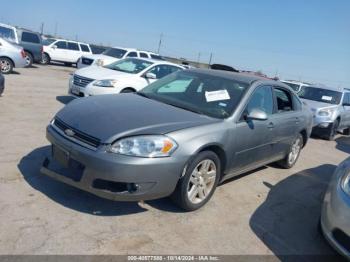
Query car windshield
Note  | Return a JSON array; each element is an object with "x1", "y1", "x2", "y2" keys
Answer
[
  {"x1": 283, "y1": 82, "x2": 300, "y2": 92},
  {"x1": 105, "y1": 58, "x2": 153, "y2": 74},
  {"x1": 0, "y1": 26, "x2": 16, "y2": 42},
  {"x1": 42, "y1": 38, "x2": 56, "y2": 45},
  {"x1": 139, "y1": 71, "x2": 249, "y2": 119},
  {"x1": 299, "y1": 86, "x2": 342, "y2": 105},
  {"x1": 103, "y1": 48, "x2": 127, "y2": 58}
]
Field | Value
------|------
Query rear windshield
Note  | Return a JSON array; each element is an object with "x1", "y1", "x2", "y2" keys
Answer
[
  {"x1": 299, "y1": 86, "x2": 342, "y2": 105},
  {"x1": 0, "y1": 26, "x2": 16, "y2": 42},
  {"x1": 103, "y1": 48, "x2": 127, "y2": 58}
]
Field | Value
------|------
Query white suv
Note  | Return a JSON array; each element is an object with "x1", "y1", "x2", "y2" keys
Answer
[
  {"x1": 281, "y1": 80, "x2": 310, "y2": 93},
  {"x1": 42, "y1": 39, "x2": 92, "y2": 66},
  {"x1": 77, "y1": 46, "x2": 163, "y2": 68}
]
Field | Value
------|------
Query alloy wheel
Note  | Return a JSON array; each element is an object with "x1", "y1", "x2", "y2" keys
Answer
[
  {"x1": 288, "y1": 137, "x2": 302, "y2": 165},
  {"x1": 187, "y1": 159, "x2": 217, "y2": 204},
  {"x1": 0, "y1": 60, "x2": 11, "y2": 73}
]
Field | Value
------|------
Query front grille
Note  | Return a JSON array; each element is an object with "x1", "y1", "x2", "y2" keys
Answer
[
  {"x1": 54, "y1": 118, "x2": 101, "y2": 148},
  {"x1": 82, "y1": 58, "x2": 94, "y2": 65},
  {"x1": 332, "y1": 229, "x2": 350, "y2": 252},
  {"x1": 73, "y1": 74, "x2": 94, "y2": 87}
]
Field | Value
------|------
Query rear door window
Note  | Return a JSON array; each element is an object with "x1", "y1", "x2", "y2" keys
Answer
[
  {"x1": 79, "y1": 44, "x2": 90, "y2": 52},
  {"x1": 126, "y1": 52, "x2": 138, "y2": 57},
  {"x1": 140, "y1": 52, "x2": 149, "y2": 58},
  {"x1": 0, "y1": 26, "x2": 16, "y2": 42},
  {"x1": 21, "y1": 32, "x2": 40, "y2": 43},
  {"x1": 67, "y1": 42, "x2": 80, "y2": 51},
  {"x1": 274, "y1": 88, "x2": 294, "y2": 113}
]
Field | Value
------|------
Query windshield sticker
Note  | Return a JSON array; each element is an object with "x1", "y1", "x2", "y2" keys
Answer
[
  {"x1": 322, "y1": 96, "x2": 333, "y2": 101},
  {"x1": 205, "y1": 90, "x2": 230, "y2": 102}
]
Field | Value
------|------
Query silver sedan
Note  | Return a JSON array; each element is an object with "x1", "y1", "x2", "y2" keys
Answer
[
  {"x1": 321, "y1": 157, "x2": 350, "y2": 258},
  {"x1": 0, "y1": 37, "x2": 27, "y2": 74}
]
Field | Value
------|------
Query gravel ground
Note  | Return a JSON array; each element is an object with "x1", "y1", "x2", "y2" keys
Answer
[{"x1": 0, "y1": 64, "x2": 348, "y2": 258}]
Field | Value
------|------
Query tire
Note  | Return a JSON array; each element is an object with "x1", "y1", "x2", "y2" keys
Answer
[
  {"x1": 343, "y1": 127, "x2": 350, "y2": 136},
  {"x1": 325, "y1": 119, "x2": 339, "y2": 141},
  {"x1": 277, "y1": 134, "x2": 303, "y2": 169},
  {"x1": 0, "y1": 57, "x2": 14, "y2": 74},
  {"x1": 121, "y1": 88, "x2": 136, "y2": 93},
  {"x1": 64, "y1": 62, "x2": 72, "y2": 67},
  {"x1": 24, "y1": 52, "x2": 33, "y2": 67},
  {"x1": 41, "y1": 53, "x2": 50, "y2": 65},
  {"x1": 171, "y1": 151, "x2": 221, "y2": 211}
]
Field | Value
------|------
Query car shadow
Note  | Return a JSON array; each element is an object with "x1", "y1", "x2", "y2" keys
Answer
[
  {"x1": 335, "y1": 136, "x2": 350, "y2": 154},
  {"x1": 10, "y1": 71, "x2": 21, "y2": 75},
  {"x1": 18, "y1": 146, "x2": 148, "y2": 216},
  {"x1": 250, "y1": 164, "x2": 343, "y2": 260},
  {"x1": 56, "y1": 95, "x2": 76, "y2": 105},
  {"x1": 18, "y1": 146, "x2": 185, "y2": 215},
  {"x1": 28, "y1": 65, "x2": 39, "y2": 69}
]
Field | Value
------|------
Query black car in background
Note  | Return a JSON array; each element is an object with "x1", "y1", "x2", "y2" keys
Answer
[{"x1": 0, "y1": 23, "x2": 43, "y2": 67}]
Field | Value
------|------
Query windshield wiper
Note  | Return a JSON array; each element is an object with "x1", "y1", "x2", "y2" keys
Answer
[{"x1": 163, "y1": 101, "x2": 204, "y2": 115}]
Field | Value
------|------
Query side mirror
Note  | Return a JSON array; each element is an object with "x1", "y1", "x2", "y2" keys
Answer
[
  {"x1": 52, "y1": 45, "x2": 57, "y2": 49},
  {"x1": 245, "y1": 109, "x2": 268, "y2": 121},
  {"x1": 145, "y1": 72, "x2": 157, "y2": 79}
]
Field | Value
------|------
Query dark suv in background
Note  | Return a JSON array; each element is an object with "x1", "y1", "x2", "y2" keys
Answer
[{"x1": 0, "y1": 23, "x2": 43, "y2": 67}]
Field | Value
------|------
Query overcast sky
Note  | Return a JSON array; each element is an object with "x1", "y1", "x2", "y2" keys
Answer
[{"x1": 2, "y1": 0, "x2": 349, "y2": 87}]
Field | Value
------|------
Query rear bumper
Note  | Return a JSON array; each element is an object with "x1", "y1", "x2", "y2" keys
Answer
[{"x1": 41, "y1": 125, "x2": 186, "y2": 201}]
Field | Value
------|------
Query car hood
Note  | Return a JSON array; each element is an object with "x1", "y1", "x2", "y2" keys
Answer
[
  {"x1": 74, "y1": 66, "x2": 131, "y2": 80},
  {"x1": 300, "y1": 98, "x2": 337, "y2": 111},
  {"x1": 83, "y1": 54, "x2": 119, "y2": 63},
  {"x1": 55, "y1": 94, "x2": 219, "y2": 143}
]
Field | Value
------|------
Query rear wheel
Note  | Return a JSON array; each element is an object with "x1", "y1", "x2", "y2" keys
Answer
[
  {"x1": 121, "y1": 88, "x2": 136, "y2": 93},
  {"x1": 325, "y1": 119, "x2": 339, "y2": 141},
  {"x1": 0, "y1": 58, "x2": 14, "y2": 74},
  {"x1": 277, "y1": 134, "x2": 303, "y2": 169},
  {"x1": 171, "y1": 151, "x2": 221, "y2": 211},
  {"x1": 24, "y1": 52, "x2": 33, "y2": 67}
]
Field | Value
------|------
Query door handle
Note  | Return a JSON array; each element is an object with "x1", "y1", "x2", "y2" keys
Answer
[
  {"x1": 295, "y1": 117, "x2": 300, "y2": 124},
  {"x1": 267, "y1": 122, "x2": 275, "y2": 129}
]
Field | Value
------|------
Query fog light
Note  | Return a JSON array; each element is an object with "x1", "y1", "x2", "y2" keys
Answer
[{"x1": 127, "y1": 183, "x2": 139, "y2": 193}]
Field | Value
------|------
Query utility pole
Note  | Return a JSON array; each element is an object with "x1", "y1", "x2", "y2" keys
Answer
[
  {"x1": 197, "y1": 52, "x2": 201, "y2": 64},
  {"x1": 157, "y1": 33, "x2": 163, "y2": 54},
  {"x1": 54, "y1": 22, "x2": 58, "y2": 37},
  {"x1": 40, "y1": 22, "x2": 44, "y2": 35},
  {"x1": 208, "y1": 53, "x2": 213, "y2": 68}
]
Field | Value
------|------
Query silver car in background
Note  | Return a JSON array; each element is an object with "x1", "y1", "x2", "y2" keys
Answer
[
  {"x1": 0, "y1": 37, "x2": 27, "y2": 74},
  {"x1": 299, "y1": 85, "x2": 350, "y2": 140},
  {"x1": 321, "y1": 157, "x2": 350, "y2": 258},
  {"x1": 41, "y1": 69, "x2": 312, "y2": 211}
]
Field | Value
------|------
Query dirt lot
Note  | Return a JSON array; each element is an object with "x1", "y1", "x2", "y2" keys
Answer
[{"x1": 0, "y1": 64, "x2": 349, "y2": 257}]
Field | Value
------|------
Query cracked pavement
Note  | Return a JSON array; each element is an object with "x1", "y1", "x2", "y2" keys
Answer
[{"x1": 0, "y1": 64, "x2": 348, "y2": 256}]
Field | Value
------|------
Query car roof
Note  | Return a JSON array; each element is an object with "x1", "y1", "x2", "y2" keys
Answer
[
  {"x1": 123, "y1": 57, "x2": 183, "y2": 67},
  {"x1": 281, "y1": 80, "x2": 310, "y2": 85},
  {"x1": 188, "y1": 68, "x2": 273, "y2": 85},
  {"x1": 54, "y1": 39, "x2": 90, "y2": 45},
  {"x1": 0, "y1": 23, "x2": 15, "y2": 29},
  {"x1": 110, "y1": 46, "x2": 137, "y2": 51}
]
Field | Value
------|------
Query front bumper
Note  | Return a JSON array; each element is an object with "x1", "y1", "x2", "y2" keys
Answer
[
  {"x1": 68, "y1": 80, "x2": 119, "y2": 98},
  {"x1": 321, "y1": 159, "x2": 350, "y2": 259},
  {"x1": 41, "y1": 125, "x2": 186, "y2": 201}
]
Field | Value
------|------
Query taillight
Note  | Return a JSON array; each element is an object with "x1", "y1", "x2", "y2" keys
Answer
[{"x1": 21, "y1": 49, "x2": 26, "y2": 58}]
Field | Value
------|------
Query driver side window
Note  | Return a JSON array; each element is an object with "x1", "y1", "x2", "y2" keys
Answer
[{"x1": 245, "y1": 85, "x2": 273, "y2": 117}]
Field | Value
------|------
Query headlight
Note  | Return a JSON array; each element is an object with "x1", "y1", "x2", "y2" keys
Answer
[
  {"x1": 108, "y1": 135, "x2": 178, "y2": 158},
  {"x1": 318, "y1": 108, "x2": 335, "y2": 117},
  {"x1": 93, "y1": 79, "x2": 117, "y2": 88},
  {"x1": 95, "y1": 59, "x2": 104, "y2": 66},
  {"x1": 341, "y1": 171, "x2": 350, "y2": 196}
]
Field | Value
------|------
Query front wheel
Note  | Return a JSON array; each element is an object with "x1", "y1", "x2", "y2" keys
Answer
[
  {"x1": 0, "y1": 57, "x2": 14, "y2": 74},
  {"x1": 171, "y1": 151, "x2": 221, "y2": 211},
  {"x1": 41, "y1": 53, "x2": 50, "y2": 65},
  {"x1": 277, "y1": 134, "x2": 303, "y2": 169},
  {"x1": 325, "y1": 119, "x2": 339, "y2": 141},
  {"x1": 24, "y1": 52, "x2": 33, "y2": 67}
]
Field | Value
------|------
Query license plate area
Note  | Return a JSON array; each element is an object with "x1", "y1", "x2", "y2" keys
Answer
[
  {"x1": 53, "y1": 145, "x2": 69, "y2": 168},
  {"x1": 71, "y1": 85, "x2": 80, "y2": 95},
  {"x1": 51, "y1": 145, "x2": 85, "y2": 182}
]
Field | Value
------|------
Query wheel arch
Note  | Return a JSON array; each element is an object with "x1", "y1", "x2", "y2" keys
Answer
[
  {"x1": 299, "y1": 129, "x2": 308, "y2": 148},
  {"x1": 0, "y1": 56, "x2": 15, "y2": 67},
  {"x1": 121, "y1": 87, "x2": 137, "y2": 93},
  {"x1": 195, "y1": 143, "x2": 227, "y2": 178}
]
